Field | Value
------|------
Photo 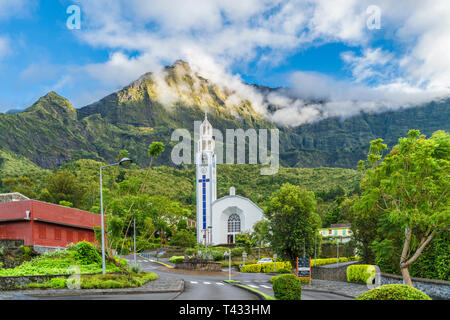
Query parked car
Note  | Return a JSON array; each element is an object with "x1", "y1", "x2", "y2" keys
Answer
[{"x1": 257, "y1": 258, "x2": 273, "y2": 264}]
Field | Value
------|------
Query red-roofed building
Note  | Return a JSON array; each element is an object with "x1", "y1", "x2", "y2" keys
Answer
[{"x1": 0, "y1": 193, "x2": 101, "y2": 251}]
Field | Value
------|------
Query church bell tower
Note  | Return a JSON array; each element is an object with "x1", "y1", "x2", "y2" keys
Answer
[{"x1": 196, "y1": 113, "x2": 217, "y2": 245}]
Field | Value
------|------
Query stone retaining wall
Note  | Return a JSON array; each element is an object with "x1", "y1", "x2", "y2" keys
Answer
[
  {"x1": 311, "y1": 261, "x2": 360, "y2": 282},
  {"x1": 0, "y1": 274, "x2": 71, "y2": 290},
  {"x1": 380, "y1": 273, "x2": 450, "y2": 300},
  {"x1": 0, "y1": 239, "x2": 24, "y2": 250},
  {"x1": 175, "y1": 260, "x2": 221, "y2": 272}
]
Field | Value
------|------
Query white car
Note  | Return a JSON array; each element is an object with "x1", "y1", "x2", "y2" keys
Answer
[{"x1": 257, "y1": 258, "x2": 273, "y2": 264}]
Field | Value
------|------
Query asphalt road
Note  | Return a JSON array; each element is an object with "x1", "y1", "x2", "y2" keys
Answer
[{"x1": 33, "y1": 255, "x2": 351, "y2": 300}]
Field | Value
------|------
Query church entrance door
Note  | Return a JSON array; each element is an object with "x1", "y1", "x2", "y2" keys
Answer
[{"x1": 227, "y1": 234, "x2": 234, "y2": 244}]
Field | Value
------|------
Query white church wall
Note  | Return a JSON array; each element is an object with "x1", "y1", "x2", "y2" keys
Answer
[{"x1": 211, "y1": 195, "x2": 264, "y2": 245}]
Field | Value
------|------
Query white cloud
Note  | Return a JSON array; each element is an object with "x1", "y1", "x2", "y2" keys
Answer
[
  {"x1": 0, "y1": 36, "x2": 10, "y2": 59},
  {"x1": 0, "y1": 0, "x2": 35, "y2": 20},
  {"x1": 44, "y1": 0, "x2": 450, "y2": 124}
]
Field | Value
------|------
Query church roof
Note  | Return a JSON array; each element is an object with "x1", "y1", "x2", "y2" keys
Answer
[{"x1": 212, "y1": 195, "x2": 263, "y2": 213}]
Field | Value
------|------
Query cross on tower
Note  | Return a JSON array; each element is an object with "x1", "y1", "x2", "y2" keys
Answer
[{"x1": 198, "y1": 175, "x2": 210, "y2": 231}]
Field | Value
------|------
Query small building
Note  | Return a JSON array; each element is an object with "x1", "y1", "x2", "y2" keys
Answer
[
  {"x1": 319, "y1": 223, "x2": 353, "y2": 243},
  {"x1": 0, "y1": 193, "x2": 101, "y2": 252}
]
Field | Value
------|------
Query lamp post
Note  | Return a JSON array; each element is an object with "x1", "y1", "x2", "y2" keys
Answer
[
  {"x1": 100, "y1": 157, "x2": 133, "y2": 275},
  {"x1": 133, "y1": 215, "x2": 136, "y2": 265},
  {"x1": 314, "y1": 233, "x2": 317, "y2": 266},
  {"x1": 336, "y1": 237, "x2": 339, "y2": 264},
  {"x1": 224, "y1": 250, "x2": 231, "y2": 281}
]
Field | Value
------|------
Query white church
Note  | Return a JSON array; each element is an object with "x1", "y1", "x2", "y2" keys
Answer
[{"x1": 196, "y1": 114, "x2": 264, "y2": 245}]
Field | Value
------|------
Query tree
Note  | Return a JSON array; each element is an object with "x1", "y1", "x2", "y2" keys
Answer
[
  {"x1": 45, "y1": 170, "x2": 87, "y2": 207},
  {"x1": 139, "y1": 142, "x2": 165, "y2": 193},
  {"x1": 235, "y1": 232, "x2": 254, "y2": 254},
  {"x1": 252, "y1": 219, "x2": 270, "y2": 259},
  {"x1": 170, "y1": 229, "x2": 196, "y2": 247},
  {"x1": 1, "y1": 176, "x2": 37, "y2": 198},
  {"x1": 265, "y1": 183, "x2": 321, "y2": 265},
  {"x1": 355, "y1": 130, "x2": 450, "y2": 286}
]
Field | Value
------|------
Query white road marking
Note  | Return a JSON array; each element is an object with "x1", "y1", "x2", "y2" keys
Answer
[
  {"x1": 190, "y1": 281, "x2": 198, "y2": 284},
  {"x1": 216, "y1": 282, "x2": 224, "y2": 286},
  {"x1": 248, "y1": 285, "x2": 259, "y2": 288},
  {"x1": 203, "y1": 282, "x2": 211, "y2": 285},
  {"x1": 260, "y1": 285, "x2": 271, "y2": 289}
]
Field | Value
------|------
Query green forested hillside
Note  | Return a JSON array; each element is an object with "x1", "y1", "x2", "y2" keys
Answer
[
  {"x1": 0, "y1": 158, "x2": 361, "y2": 214},
  {"x1": 0, "y1": 149, "x2": 44, "y2": 177},
  {"x1": 0, "y1": 61, "x2": 449, "y2": 170}
]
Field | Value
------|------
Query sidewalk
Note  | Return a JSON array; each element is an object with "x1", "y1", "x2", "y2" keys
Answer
[
  {"x1": 0, "y1": 277, "x2": 184, "y2": 300},
  {"x1": 303, "y1": 279, "x2": 369, "y2": 298}
]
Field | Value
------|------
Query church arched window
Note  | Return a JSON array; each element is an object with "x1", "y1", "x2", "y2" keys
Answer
[{"x1": 228, "y1": 214, "x2": 240, "y2": 233}]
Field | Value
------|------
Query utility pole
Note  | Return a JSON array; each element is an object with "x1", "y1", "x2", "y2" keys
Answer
[
  {"x1": 224, "y1": 250, "x2": 231, "y2": 281},
  {"x1": 303, "y1": 240, "x2": 306, "y2": 259},
  {"x1": 337, "y1": 236, "x2": 340, "y2": 265},
  {"x1": 314, "y1": 233, "x2": 317, "y2": 266},
  {"x1": 133, "y1": 215, "x2": 136, "y2": 265},
  {"x1": 99, "y1": 157, "x2": 133, "y2": 275}
]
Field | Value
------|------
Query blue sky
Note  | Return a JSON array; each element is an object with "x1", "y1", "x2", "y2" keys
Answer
[{"x1": 0, "y1": 0, "x2": 449, "y2": 122}]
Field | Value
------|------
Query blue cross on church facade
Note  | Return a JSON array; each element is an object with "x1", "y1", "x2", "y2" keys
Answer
[{"x1": 198, "y1": 175, "x2": 210, "y2": 230}]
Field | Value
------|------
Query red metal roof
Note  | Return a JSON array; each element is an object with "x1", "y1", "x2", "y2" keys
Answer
[{"x1": 0, "y1": 200, "x2": 100, "y2": 229}]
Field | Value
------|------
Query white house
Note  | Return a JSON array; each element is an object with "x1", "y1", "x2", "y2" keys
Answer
[{"x1": 195, "y1": 114, "x2": 264, "y2": 245}]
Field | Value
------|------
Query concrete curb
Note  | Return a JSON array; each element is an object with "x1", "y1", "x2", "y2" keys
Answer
[
  {"x1": 223, "y1": 281, "x2": 267, "y2": 300},
  {"x1": 170, "y1": 280, "x2": 185, "y2": 300}
]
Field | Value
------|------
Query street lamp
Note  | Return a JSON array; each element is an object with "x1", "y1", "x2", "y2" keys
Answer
[
  {"x1": 224, "y1": 250, "x2": 231, "y2": 281},
  {"x1": 100, "y1": 157, "x2": 133, "y2": 274}
]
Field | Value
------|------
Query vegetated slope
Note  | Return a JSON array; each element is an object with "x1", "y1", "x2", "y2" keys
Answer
[{"x1": 0, "y1": 61, "x2": 448, "y2": 169}]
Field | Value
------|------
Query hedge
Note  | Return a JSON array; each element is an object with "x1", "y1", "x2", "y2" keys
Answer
[
  {"x1": 355, "y1": 284, "x2": 431, "y2": 300},
  {"x1": 240, "y1": 261, "x2": 292, "y2": 273},
  {"x1": 311, "y1": 257, "x2": 359, "y2": 267},
  {"x1": 347, "y1": 265, "x2": 376, "y2": 284},
  {"x1": 169, "y1": 256, "x2": 185, "y2": 264},
  {"x1": 272, "y1": 274, "x2": 302, "y2": 300}
]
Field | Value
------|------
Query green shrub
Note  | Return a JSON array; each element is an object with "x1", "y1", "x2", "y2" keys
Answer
[
  {"x1": 231, "y1": 247, "x2": 245, "y2": 257},
  {"x1": 47, "y1": 277, "x2": 67, "y2": 288},
  {"x1": 184, "y1": 248, "x2": 196, "y2": 255},
  {"x1": 272, "y1": 274, "x2": 302, "y2": 300},
  {"x1": 169, "y1": 256, "x2": 185, "y2": 263},
  {"x1": 129, "y1": 263, "x2": 142, "y2": 274},
  {"x1": 240, "y1": 261, "x2": 292, "y2": 273},
  {"x1": 347, "y1": 265, "x2": 376, "y2": 284},
  {"x1": 211, "y1": 250, "x2": 224, "y2": 261},
  {"x1": 355, "y1": 284, "x2": 431, "y2": 300},
  {"x1": 74, "y1": 241, "x2": 101, "y2": 265},
  {"x1": 115, "y1": 256, "x2": 128, "y2": 267},
  {"x1": 102, "y1": 280, "x2": 123, "y2": 289}
]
